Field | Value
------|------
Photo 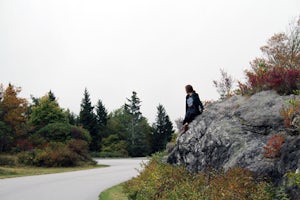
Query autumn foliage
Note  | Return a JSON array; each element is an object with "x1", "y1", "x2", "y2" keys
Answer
[
  {"x1": 239, "y1": 17, "x2": 300, "y2": 95},
  {"x1": 280, "y1": 97, "x2": 300, "y2": 128},
  {"x1": 242, "y1": 65, "x2": 300, "y2": 95},
  {"x1": 124, "y1": 153, "x2": 274, "y2": 200},
  {"x1": 17, "y1": 140, "x2": 96, "y2": 167},
  {"x1": 0, "y1": 83, "x2": 96, "y2": 167},
  {"x1": 0, "y1": 84, "x2": 27, "y2": 137},
  {"x1": 0, "y1": 84, "x2": 28, "y2": 151},
  {"x1": 264, "y1": 135, "x2": 285, "y2": 158}
]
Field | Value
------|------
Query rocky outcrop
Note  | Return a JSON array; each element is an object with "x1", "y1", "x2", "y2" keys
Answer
[{"x1": 167, "y1": 91, "x2": 300, "y2": 198}]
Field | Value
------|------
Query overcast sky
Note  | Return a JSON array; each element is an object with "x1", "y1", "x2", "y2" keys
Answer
[{"x1": 0, "y1": 0, "x2": 299, "y2": 124}]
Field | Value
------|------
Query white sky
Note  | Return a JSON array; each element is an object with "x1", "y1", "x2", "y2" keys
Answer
[{"x1": 0, "y1": 0, "x2": 299, "y2": 123}]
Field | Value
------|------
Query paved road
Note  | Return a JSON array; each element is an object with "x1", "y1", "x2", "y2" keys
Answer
[{"x1": 0, "y1": 158, "x2": 146, "y2": 200}]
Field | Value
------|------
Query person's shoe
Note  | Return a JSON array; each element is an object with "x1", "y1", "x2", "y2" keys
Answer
[{"x1": 180, "y1": 124, "x2": 189, "y2": 134}]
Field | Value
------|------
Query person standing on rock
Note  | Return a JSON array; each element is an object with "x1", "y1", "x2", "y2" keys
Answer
[{"x1": 181, "y1": 85, "x2": 204, "y2": 134}]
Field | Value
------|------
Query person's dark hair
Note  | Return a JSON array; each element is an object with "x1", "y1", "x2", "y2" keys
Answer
[{"x1": 185, "y1": 85, "x2": 194, "y2": 93}]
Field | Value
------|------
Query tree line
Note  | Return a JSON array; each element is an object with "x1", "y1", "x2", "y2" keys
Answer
[{"x1": 0, "y1": 85, "x2": 174, "y2": 160}]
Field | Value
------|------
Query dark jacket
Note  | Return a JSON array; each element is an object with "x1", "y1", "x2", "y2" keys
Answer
[{"x1": 185, "y1": 92, "x2": 204, "y2": 115}]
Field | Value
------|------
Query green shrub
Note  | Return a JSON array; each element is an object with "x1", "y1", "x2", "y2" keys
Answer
[
  {"x1": 35, "y1": 123, "x2": 72, "y2": 142},
  {"x1": 0, "y1": 155, "x2": 17, "y2": 166},
  {"x1": 273, "y1": 187, "x2": 290, "y2": 200},
  {"x1": 14, "y1": 139, "x2": 34, "y2": 152},
  {"x1": 35, "y1": 141, "x2": 96, "y2": 167},
  {"x1": 33, "y1": 142, "x2": 76, "y2": 167},
  {"x1": 70, "y1": 126, "x2": 92, "y2": 144},
  {"x1": 287, "y1": 171, "x2": 300, "y2": 188},
  {"x1": 280, "y1": 97, "x2": 300, "y2": 129},
  {"x1": 124, "y1": 153, "x2": 275, "y2": 200},
  {"x1": 101, "y1": 136, "x2": 128, "y2": 157},
  {"x1": 34, "y1": 123, "x2": 92, "y2": 144},
  {"x1": 28, "y1": 133, "x2": 47, "y2": 149},
  {"x1": 165, "y1": 142, "x2": 175, "y2": 153},
  {"x1": 17, "y1": 140, "x2": 96, "y2": 167},
  {"x1": 17, "y1": 151, "x2": 36, "y2": 166},
  {"x1": 21, "y1": 123, "x2": 95, "y2": 167},
  {"x1": 67, "y1": 139, "x2": 96, "y2": 165}
]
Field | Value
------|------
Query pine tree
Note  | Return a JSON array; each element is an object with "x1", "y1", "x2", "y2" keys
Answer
[
  {"x1": 151, "y1": 104, "x2": 174, "y2": 153},
  {"x1": 0, "y1": 84, "x2": 4, "y2": 102},
  {"x1": 0, "y1": 121, "x2": 12, "y2": 152},
  {"x1": 66, "y1": 109, "x2": 78, "y2": 125},
  {"x1": 125, "y1": 91, "x2": 141, "y2": 144},
  {"x1": 96, "y1": 99, "x2": 108, "y2": 127},
  {"x1": 125, "y1": 91, "x2": 151, "y2": 156},
  {"x1": 30, "y1": 95, "x2": 40, "y2": 106},
  {"x1": 79, "y1": 88, "x2": 98, "y2": 151},
  {"x1": 125, "y1": 91, "x2": 141, "y2": 147},
  {"x1": 95, "y1": 99, "x2": 108, "y2": 151},
  {"x1": 48, "y1": 90, "x2": 56, "y2": 102},
  {"x1": 164, "y1": 115, "x2": 174, "y2": 142},
  {"x1": 125, "y1": 91, "x2": 142, "y2": 121}
]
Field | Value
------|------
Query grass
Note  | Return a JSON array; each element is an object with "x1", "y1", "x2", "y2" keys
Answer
[
  {"x1": 99, "y1": 183, "x2": 128, "y2": 200},
  {"x1": 0, "y1": 164, "x2": 108, "y2": 179}
]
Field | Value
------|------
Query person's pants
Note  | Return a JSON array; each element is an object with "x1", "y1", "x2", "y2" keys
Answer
[{"x1": 183, "y1": 112, "x2": 199, "y2": 125}]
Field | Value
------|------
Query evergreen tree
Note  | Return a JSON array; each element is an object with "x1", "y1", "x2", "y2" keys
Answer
[
  {"x1": 0, "y1": 84, "x2": 4, "y2": 102},
  {"x1": 125, "y1": 91, "x2": 151, "y2": 157},
  {"x1": 95, "y1": 99, "x2": 108, "y2": 151},
  {"x1": 26, "y1": 95, "x2": 40, "y2": 119},
  {"x1": 105, "y1": 107, "x2": 131, "y2": 140},
  {"x1": 151, "y1": 104, "x2": 174, "y2": 153},
  {"x1": 30, "y1": 95, "x2": 40, "y2": 106},
  {"x1": 125, "y1": 91, "x2": 142, "y2": 121},
  {"x1": 96, "y1": 99, "x2": 108, "y2": 127},
  {"x1": 164, "y1": 115, "x2": 174, "y2": 142},
  {"x1": 0, "y1": 121, "x2": 12, "y2": 152},
  {"x1": 125, "y1": 91, "x2": 142, "y2": 147},
  {"x1": 66, "y1": 109, "x2": 78, "y2": 125},
  {"x1": 48, "y1": 90, "x2": 56, "y2": 102},
  {"x1": 79, "y1": 88, "x2": 98, "y2": 151}
]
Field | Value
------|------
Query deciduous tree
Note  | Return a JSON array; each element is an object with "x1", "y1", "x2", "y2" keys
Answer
[
  {"x1": 258, "y1": 17, "x2": 300, "y2": 69},
  {"x1": 29, "y1": 93, "x2": 67, "y2": 130},
  {"x1": 0, "y1": 84, "x2": 28, "y2": 137},
  {"x1": 213, "y1": 69, "x2": 234, "y2": 99},
  {"x1": 239, "y1": 16, "x2": 300, "y2": 95}
]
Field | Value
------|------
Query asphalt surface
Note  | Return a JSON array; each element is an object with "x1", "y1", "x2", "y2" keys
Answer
[{"x1": 0, "y1": 158, "x2": 146, "y2": 200}]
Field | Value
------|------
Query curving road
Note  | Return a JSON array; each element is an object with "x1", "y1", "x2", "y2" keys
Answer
[{"x1": 0, "y1": 158, "x2": 146, "y2": 200}]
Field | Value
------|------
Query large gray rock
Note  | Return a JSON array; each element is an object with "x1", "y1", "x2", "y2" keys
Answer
[{"x1": 167, "y1": 91, "x2": 300, "y2": 197}]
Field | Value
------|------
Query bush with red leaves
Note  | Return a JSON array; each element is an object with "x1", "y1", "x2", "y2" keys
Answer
[
  {"x1": 15, "y1": 139, "x2": 34, "y2": 152},
  {"x1": 264, "y1": 135, "x2": 285, "y2": 158},
  {"x1": 245, "y1": 66, "x2": 300, "y2": 95}
]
